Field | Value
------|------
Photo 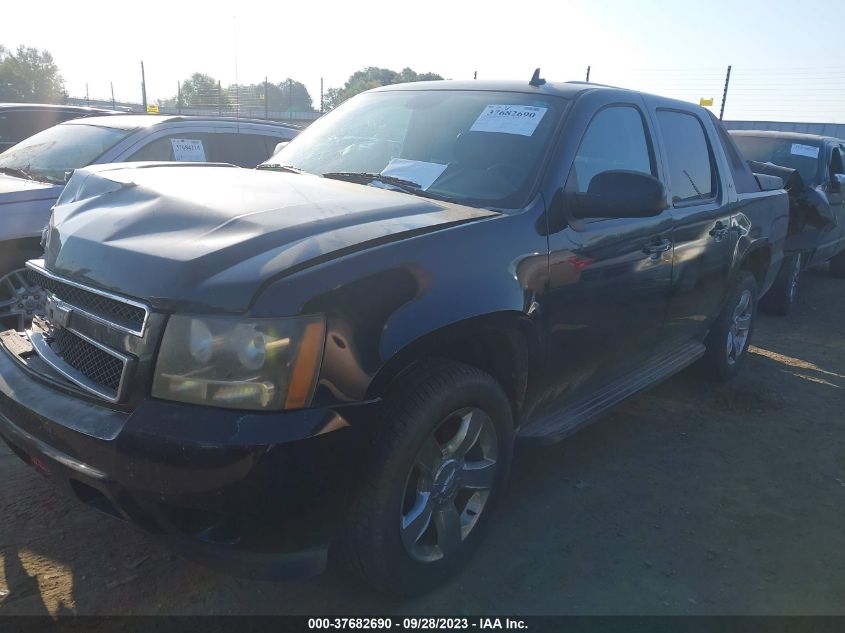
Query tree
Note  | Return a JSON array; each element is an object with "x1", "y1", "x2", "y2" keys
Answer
[
  {"x1": 263, "y1": 78, "x2": 313, "y2": 113},
  {"x1": 159, "y1": 72, "x2": 228, "y2": 109},
  {"x1": 0, "y1": 45, "x2": 66, "y2": 103},
  {"x1": 323, "y1": 66, "x2": 443, "y2": 111}
]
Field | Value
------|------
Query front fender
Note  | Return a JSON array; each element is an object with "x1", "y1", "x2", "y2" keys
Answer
[{"x1": 250, "y1": 202, "x2": 549, "y2": 405}]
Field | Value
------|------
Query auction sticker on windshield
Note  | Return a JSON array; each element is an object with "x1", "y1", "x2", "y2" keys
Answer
[
  {"x1": 470, "y1": 104, "x2": 547, "y2": 136},
  {"x1": 170, "y1": 138, "x2": 206, "y2": 161},
  {"x1": 791, "y1": 143, "x2": 820, "y2": 159}
]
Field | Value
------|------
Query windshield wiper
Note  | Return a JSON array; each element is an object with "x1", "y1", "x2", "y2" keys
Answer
[
  {"x1": 257, "y1": 163, "x2": 306, "y2": 174},
  {"x1": 322, "y1": 171, "x2": 423, "y2": 191},
  {"x1": 0, "y1": 166, "x2": 35, "y2": 181}
]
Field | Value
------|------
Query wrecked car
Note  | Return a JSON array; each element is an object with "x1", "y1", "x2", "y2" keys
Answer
[
  {"x1": 0, "y1": 77, "x2": 787, "y2": 596},
  {"x1": 731, "y1": 131, "x2": 845, "y2": 314},
  {"x1": 0, "y1": 114, "x2": 299, "y2": 329}
]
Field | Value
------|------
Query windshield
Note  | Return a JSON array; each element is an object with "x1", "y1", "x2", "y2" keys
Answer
[
  {"x1": 0, "y1": 123, "x2": 133, "y2": 183},
  {"x1": 732, "y1": 135, "x2": 823, "y2": 186},
  {"x1": 265, "y1": 90, "x2": 567, "y2": 208}
]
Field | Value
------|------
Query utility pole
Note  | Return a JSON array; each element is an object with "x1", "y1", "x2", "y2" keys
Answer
[
  {"x1": 585, "y1": 66, "x2": 591, "y2": 83},
  {"x1": 320, "y1": 77, "x2": 324, "y2": 115},
  {"x1": 140, "y1": 61, "x2": 147, "y2": 112},
  {"x1": 177, "y1": 81, "x2": 182, "y2": 114},
  {"x1": 110, "y1": 82, "x2": 115, "y2": 109},
  {"x1": 719, "y1": 65, "x2": 732, "y2": 121},
  {"x1": 85, "y1": 83, "x2": 90, "y2": 106},
  {"x1": 264, "y1": 76, "x2": 269, "y2": 120},
  {"x1": 288, "y1": 78, "x2": 293, "y2": 113},
  {"x1": 218, "y1": 80, "x2": 222, "y2": 116}
]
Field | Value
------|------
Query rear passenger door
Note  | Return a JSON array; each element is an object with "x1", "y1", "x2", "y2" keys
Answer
[{"x1": 654, "y1": 108, "x2": 732, "y2": 344}]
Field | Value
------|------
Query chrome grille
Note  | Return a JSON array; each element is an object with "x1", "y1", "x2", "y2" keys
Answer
[
  {"x1": 26, "y1": 265, "x2": 148, "y2": 336},
  {"x1": 52, "y1": 329, "x2": 123, "y2": 392}
]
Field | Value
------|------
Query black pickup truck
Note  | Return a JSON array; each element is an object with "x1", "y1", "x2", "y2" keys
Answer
[{"x1": 0, "y1": 77, "x2": 788, "y2": 596}]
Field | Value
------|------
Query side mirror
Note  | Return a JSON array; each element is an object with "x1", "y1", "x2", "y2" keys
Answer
[
  {"x1": 830, "y1": 173, "x2": 845, "y2": 193},
  {"x1": 566, "y1": 170, "x2": 668, "y2": 220}
]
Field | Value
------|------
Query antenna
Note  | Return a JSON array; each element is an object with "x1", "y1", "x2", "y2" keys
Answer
[{"x1": 529, "y1": 68, "x2": 546, "y2": 87}]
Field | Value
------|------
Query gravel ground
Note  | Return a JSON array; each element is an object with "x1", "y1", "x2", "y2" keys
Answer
[{"x1": 1, "y1": 268, "x2": 843, "y2": 616}]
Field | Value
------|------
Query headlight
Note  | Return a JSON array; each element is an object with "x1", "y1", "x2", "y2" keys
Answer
[{"x1": 152, "y1": 314, "x2": 326, "y2": 411}]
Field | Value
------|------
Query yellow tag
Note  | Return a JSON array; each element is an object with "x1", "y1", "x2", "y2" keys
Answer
[
  {"x1": 146, "y1": 104, "x2": 160, "y2": 114},
  {"x1": 699, "y1": 98, "x2": 714, "y2": 107}
]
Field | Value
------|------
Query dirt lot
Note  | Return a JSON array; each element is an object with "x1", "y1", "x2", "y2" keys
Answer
[{"x1": 1, "y1": 268, "x2": 843, "y2": 616}]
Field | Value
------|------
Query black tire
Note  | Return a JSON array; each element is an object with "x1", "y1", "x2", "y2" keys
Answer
[
  {"x1": 759, "y1": 252, "x2": 802, "y2": 316},
  {"x1": 702, "y1": 271, "x2": 758, "y2": 382},
  {"x1": 336, "y1": 359, "x2": 514, "y2": 597},
  {"x1": 830, "y1": 250, "x2": 845, "y2": 278}
]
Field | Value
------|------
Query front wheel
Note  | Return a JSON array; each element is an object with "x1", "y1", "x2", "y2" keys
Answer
[
  {"x1": 702, "y1": 271, "x2": 758, "y2": 381},
  {"x1": 336, "y1": 360, "x2": 514, "y2": 596}
]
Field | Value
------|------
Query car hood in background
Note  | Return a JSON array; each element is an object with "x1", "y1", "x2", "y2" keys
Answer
[
  {"x1": 44, "y1": 163, "x2": 499, "y2": 313},
  {"x1": 0, "y1": 174, "x2": 64, "y2": 243}
]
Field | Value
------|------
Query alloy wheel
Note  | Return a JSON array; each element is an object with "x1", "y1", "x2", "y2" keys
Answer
[
  {"x1": 400, "y1": 407, "x2": 498, "y2": 563},
  {"x1": 0, "y1": 268, "x2": 45, "y2": 331},
  {"x1": 788, "y1": 254, "x2": 801, "y2": 303},
  {"x1": 726, "y1": 289, "x2": 753, "y2": 366}
]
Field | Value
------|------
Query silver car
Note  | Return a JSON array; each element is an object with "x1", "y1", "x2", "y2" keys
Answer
[{"x1": 0, "y1": 114, "x2": 298, "y2": 328}]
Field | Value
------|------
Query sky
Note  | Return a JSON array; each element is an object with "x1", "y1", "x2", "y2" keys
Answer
[{"x1": 5, "y1": 0, "x2": 845, "y2": 122}]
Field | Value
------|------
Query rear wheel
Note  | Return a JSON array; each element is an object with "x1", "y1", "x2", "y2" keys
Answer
[
  {"x1": 759, "y1": 252, "x2": 802, "y2": 316},
  {"x1": 702, "y1": 271, "x2": 757, "y2": 381},
  {"x1": 337, "y1": 360, "x2": 513, "y2": 596},
  {"x1": 829, "y1": 250, "x2": 845, "y2": 278}
]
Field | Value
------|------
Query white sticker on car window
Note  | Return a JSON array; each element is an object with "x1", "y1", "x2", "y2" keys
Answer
[
  {"x1": 470, "y1": 104, "x2": 548, "y2": 136},
  {"x1": 381, "y1": 158, "x2": 447, "y2": 190},
  {"x1": 170, "y1": 138, "x2": 206, "y2": 161},
  {"x1": 790, "y1": 143, "x2": 819, "y2": 159}
]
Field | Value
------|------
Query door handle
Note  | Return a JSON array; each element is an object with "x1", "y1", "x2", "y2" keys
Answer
[
  {"x1": 642, "y1": 239, "x2": 672, "y2": 257},
  {"x1": 709, "y1": 221, "x2": 730, "y2": 241}
]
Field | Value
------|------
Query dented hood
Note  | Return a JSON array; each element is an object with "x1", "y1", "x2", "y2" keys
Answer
[{"x1": 43, "y1": 163, "x2": 498, "y2": 312}]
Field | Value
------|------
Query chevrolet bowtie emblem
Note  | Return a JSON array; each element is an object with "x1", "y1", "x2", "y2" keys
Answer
[{"x1": 44, "y1": 296, "x2": 73, "y2": 328}]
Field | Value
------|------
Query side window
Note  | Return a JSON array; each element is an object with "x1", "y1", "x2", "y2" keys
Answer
[
  {"x1": 566, "y1": 106, "x2": 654, "y2": 194},
  {"x1": 829, "y1": 146, "x2": 844, "y2": 178},
  {"x1": 127, "y1": 133, "x2": 210, "y2": 162},
  {"x1": 0, "y1": 111, "x2": 62, "y2": 145},
  {"x1": 656, "y1": 110, "x2": 717, "y2": 205},
  {"x1": 209, "y1": 133, "x2": 275, "y2": 167}
]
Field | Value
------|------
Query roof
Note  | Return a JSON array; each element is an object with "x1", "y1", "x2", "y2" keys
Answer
[
  {"x1": 62, "y1": 113, "x2": 301, "y2": 131},
  {"x1": 371, "y1": 79, "x2": 611, "y2": 100},
  {"x1": 370, "y1": 78, "x2": 709, "y2": 113},
  {"x1": 729, "y1": 129, "x2": 845, "y2": 144},
  {"x1": 0, "y1": 102, "x2": 117, "y2": 114}
]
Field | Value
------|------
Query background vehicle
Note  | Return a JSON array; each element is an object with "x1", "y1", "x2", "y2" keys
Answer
[
  {"x1": 731, "y1": 130, "x2": 845, "y2": 314},
  {"x1": 0, "y1": 79, "x2": 787, "y2": 596},
  {"x1": 0, "y1": 114, "x2": 299, "y2": 328},
  {"x1": 0, "y1": 103, "x2": 119, "y2": 153}
]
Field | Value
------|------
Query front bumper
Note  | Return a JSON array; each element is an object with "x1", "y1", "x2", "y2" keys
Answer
[{"x1": 0, "y1": 332, "x2": 374, "y2": 579}]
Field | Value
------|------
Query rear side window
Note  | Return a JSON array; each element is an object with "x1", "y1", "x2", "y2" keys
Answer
[
  {"x1": 712, "y1": 117, "x2": 759, "y2": 194},
  {"x1": 566, "y1": 105, "x2": 654, "y2": 194},
  {"x1": 209, "y1": 133, "x2": 276, "y2": 167},
  {"x1": 656, "y1": 110, "x2": 717, "y2": 205},
  {"x1": 128, "y1": 134, "x2": 210, "y2": 162}
]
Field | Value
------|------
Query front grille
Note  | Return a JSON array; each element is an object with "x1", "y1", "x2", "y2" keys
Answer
[
  {"x1": 52, "y1": 329, "x2": 124, "y2": 392},
  {"x1": 27, "y1": 268, "x2": 147, "y2": 334}
]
